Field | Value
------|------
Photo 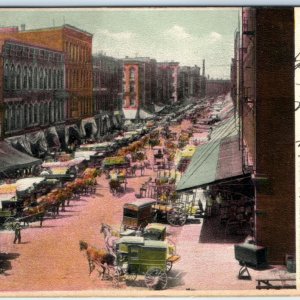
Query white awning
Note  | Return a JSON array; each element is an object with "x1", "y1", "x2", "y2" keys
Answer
[
  {"x1": 154, "y1": 105, "x2": 165, "y2": 113},
  {"x1": 80, "y1": 117, "x2": 98, "y2": 137},
  {"x1": 123, "y1": 109, "x2": 137, "y2": 120},
  {"x1": 139, "y1": 109, "x2": 155, "y2": 120}
]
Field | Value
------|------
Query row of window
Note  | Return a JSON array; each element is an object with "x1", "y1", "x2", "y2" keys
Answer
[
  {"x1": 4, "y1": 63, "x2": 64, "y2": 91},
  {"x1": 123, "y1": 97, "x2": 136, "y2": 107},
  {"x1": 64, "y1": 41, "x2": 90, "y2": 63},
  {"x1": 4, "y1": 101, "x2": 64, "y2": 133},
  {"x1": 65, "y1": 68, "x2": 92, "y2": 89},
  {"x1": 4, "y1": 43, "x2": 64, "y2": 62}
]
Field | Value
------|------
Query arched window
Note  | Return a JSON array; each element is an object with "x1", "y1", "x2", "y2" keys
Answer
[
  {"x1": 28, "y1": 67, "x2": 33, "y2": 89},
  {"x1": 16, "y1": 105, "x2": 21, "y2": 129},
  {"x1": 61, "y1": 70, "x2": 64, "y2": 89},
  {"x1": 23, "y1": 66, "x2": 28, "y2": 89},
  {"x1": 4, "y1": 107, "x2": 9, "y2": 132},
  {"x1": 16, "y1": 65, "x2": 21, "y2": 89},
  {"x1": 53, "y1": 69, "x2": 57, "y2": 89},
  {"x1": 50, "y1": 102, "x2": 54, "y2": 123},
  {"x1": 57, "y1": 70, "x2": 60, "y2": 89},
  {"x1": 44, "y1": 69, "x2": 48, "y2": 89},
  {"x1": 39, "y1": 103, "x2": 44, "y2": 124},
  {"x1": 4, "y1": 64, "x2": 9, "y2": 90},
  {"x1": 33, "y1": 67, "x2": 38, "y2": 89},
  {"x1": 34, "y1": 103, "x2": 38, "y2": 123},
  {"x1": 73, "y1": 70, "x2": 76, "y2": 89},
  {"x1": 28, "y1": 104, "x2": 32, "y2": 125},
  {"x1": 39, "y1": 68, "x2": 43, "y2": 89},
  {"x1": 10, "y1": 64, "x2": 15, "y2": 90},
  {"x1": 130, "y1": 67, "x2": 135, "y2": 80},
  {"x1": 24, "y1": 104, "x2": 28, "y2": 127},
  {"x1": 44, "y1": 103, "x2": 48, "y2": 123},
  {"x1": 48, "y1": 69, "x2": 52, "y2": 89}
]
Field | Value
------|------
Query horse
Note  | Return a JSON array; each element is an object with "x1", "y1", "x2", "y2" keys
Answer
[
  {"x1": 100, "y1": 223, "x2": 119, "y2": 255},
  {"x1": 79, "y1": 240, "x2": 115, "y2": 279}
]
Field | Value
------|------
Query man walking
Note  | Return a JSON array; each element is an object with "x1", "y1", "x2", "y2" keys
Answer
[{"x1": 13, "y1": 221, "x2": 21, "y2": 244}]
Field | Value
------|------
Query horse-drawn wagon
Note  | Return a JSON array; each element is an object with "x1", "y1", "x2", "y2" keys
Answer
[{"x1": 114, "y1": 236, "x2": 180, "y2": 289}]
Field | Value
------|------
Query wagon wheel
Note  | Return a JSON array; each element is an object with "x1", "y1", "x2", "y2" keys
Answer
[
  {"x1": 3, "y1": 217, "x2": 17, "y2": 231},
  {"x1": 166, "y1": 261, "x2": 173, "y2": 273},
  {"x1": 144, "y1": 268, "x2": 168, "y2": 290},
  {"x1": 167, "y1": 206, "x2": 187, "y2": 226}
]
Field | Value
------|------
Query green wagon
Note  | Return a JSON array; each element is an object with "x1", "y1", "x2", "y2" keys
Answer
[{"x1": 114, "y1": 236, "x2": 180, "y2": 289}]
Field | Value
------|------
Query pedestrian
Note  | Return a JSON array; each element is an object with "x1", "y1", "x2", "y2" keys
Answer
[
  {"x1": 13, "y1": 221, "x2": 21, "y2": 244},
  {"x1": 206, "y1": 193, "x2": 213, "y2": 217}
]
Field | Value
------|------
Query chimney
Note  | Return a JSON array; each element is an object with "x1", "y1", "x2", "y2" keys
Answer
[
  {"x1": 20, "y1": 24, "x2": 26, "y2": 31},
  {"x1": 202, "y1": 59, "x2": 205, "y2": 77}
]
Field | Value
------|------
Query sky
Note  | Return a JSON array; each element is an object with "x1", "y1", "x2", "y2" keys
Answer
[{"x1": 0, "y1": 8, "x2": 240, "y2": 79}]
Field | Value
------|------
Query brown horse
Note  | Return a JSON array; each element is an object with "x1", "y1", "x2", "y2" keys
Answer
[{"x1": 79, "y1": 240, "x2": 115, "y2": 279}]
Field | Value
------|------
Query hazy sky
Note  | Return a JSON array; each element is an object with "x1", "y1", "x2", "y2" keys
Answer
[{"x1": 0, "y1": 8, "x2": 239, "y2": 79}]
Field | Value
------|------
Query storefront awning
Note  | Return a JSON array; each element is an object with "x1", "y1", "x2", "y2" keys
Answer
[
  {"x1": 123, "y1": 109, "x2": 137, "y2": 120},
  {"x1": 0, "y1": 141, "x2": 41, "y2": 174},
  {"x1": 139, "y1": 109, "x2": 155, "y2": 120},
  {"x1": 154, "y1": 104, "x2": 165, "y2": 113},
  {"x1": 80, "y1": 117, "x2": 98, "y2": 137},
  {"x1": 176, "y1": 116, "x2": 248, "y2": 191},
  {"x1": 5, "y1": 135, "x2": 33, "y2": 156},
  {"x1": 45, "y1": 126, "x2": 61, "y2": 148}
]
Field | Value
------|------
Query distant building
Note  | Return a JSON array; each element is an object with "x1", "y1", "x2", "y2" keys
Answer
[
  {"x1": 205, "y1": 79, "x2": 231, "y2": 97},
  {"x1": 122, "y1": 57, "x2": 157, "y2": 121},
  {"x1": 156, "y1": 61, "x2": 179, "y2": 105},
  {"x1": 93, "y1": 53, "x2": 123, "y2": 135},
  {"x1": 178, "y1": 65, "x2": 201, "y2": 101}
]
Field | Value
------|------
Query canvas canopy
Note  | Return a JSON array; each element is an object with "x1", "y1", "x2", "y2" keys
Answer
[
  {"x1": 176, "y1": 116, "x2": 248, "y2": 191},
  {"x1": 0, "y1": 141, "x2": 41, "y2": 174}
]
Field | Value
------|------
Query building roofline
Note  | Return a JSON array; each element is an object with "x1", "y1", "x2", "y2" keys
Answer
[
  {"x1": 19, "y1": 24, "x2": 93, "y2": 37},
  {"x1": 0, "y1": 37, "x2": 65, "y2": 54}
]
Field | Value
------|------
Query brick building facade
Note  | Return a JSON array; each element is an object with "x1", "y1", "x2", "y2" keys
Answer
[
  {"x1": 232, "y1": 7, "x2": 295, "y2": 264},
  {"x1": 122, "y1": 57, "x2": 157, "y2": 119},
  {"x1": 0, "y1": 24, "x2": 93, "y2": 123}
]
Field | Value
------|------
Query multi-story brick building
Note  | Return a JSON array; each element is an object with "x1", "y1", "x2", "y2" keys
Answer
[
  {"x1": 0, "y1": 24, "x2": 93, "y2": 124},
  {"x1": 93, "y1": 53, "x2": 122, "y2": 135},
  {"x1": 122, "y1": 57, "x2": 156, "y2": 121},
  {"x1": 178, "y1": 65, "x2": 201, "y2": 101},
  {"x1": 156, "y1": 61, "x2": 179, "y2": 105},
  {"x1": 0, "y1": 37, "x2": 66, "y2": 156},
  {"x1": 234, "y1": 7, "x2": 295, "y2": 264}
]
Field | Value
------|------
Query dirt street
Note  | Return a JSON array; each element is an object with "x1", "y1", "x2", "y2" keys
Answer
[{"x1": 0, "y1": 120, "x2": 260, "y2": 294}]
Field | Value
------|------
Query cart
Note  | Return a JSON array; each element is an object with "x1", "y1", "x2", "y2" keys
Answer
[
  {"x1": 114, "y1": 236, "x2": 180, "y2": 289},
  {"x1": 122, "y1": 197, "x2": 189, "y2": 228}
]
